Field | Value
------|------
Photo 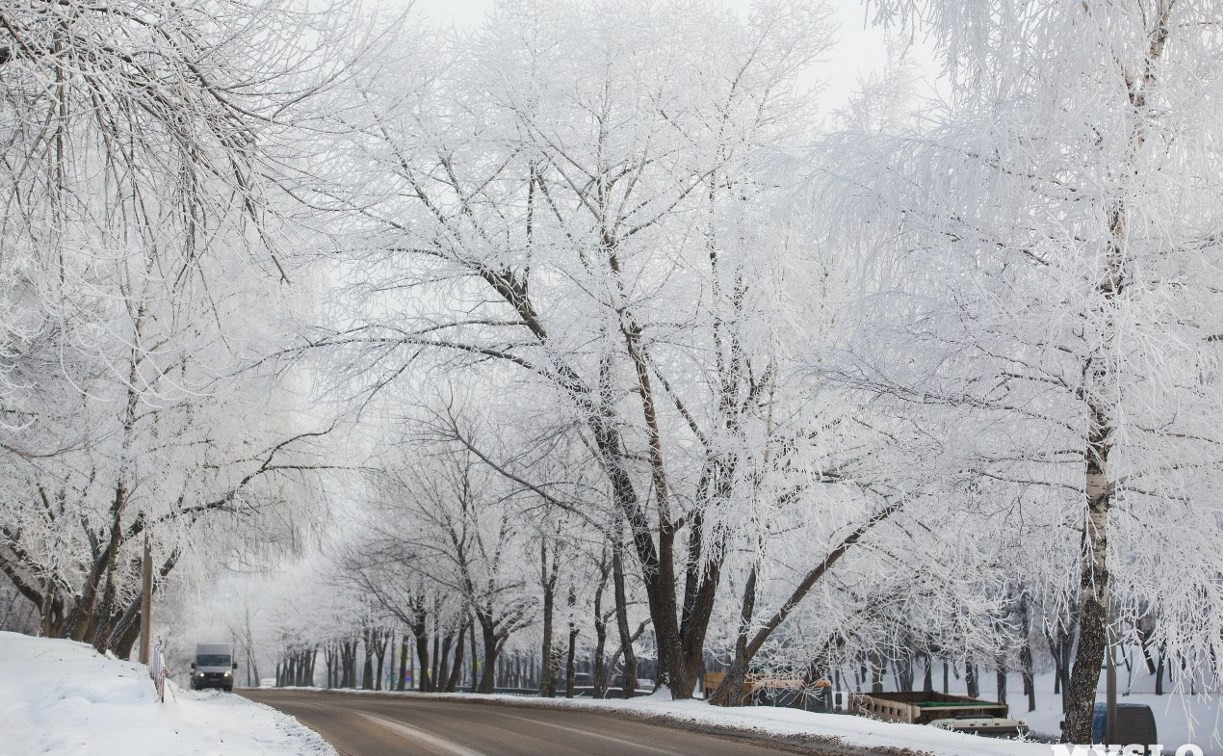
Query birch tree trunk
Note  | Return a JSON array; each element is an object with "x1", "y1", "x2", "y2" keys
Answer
[{"x1": 1062, "y1": 3, "x2": 1170, "y2": 742}]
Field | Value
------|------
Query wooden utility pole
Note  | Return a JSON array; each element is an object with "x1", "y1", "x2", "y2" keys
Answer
[
  {"x1": 1105, "y1": 603, "x2": 1117, "y2": 745},
  {"x1": 139, "y1": 534, "x2": 152, "y2": 664}
]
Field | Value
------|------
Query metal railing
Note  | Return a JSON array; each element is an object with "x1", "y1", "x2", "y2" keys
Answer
[{"x1": 149, "y1": 637, "x2": 166, "y2": 702}]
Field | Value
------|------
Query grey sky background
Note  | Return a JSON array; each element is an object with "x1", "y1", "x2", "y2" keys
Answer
[{"x1": 402, "y1": 0, "x2": 938, "y2": 120}]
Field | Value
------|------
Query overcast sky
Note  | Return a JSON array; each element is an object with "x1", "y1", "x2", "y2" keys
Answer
[{"x1": 403, "y1": 0, "x2": 936, "y2": 120}]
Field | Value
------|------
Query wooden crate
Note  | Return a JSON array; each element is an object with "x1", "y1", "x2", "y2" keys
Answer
[{"x1": 850, "y1": 691, "x2": 1008, "y2": 725}]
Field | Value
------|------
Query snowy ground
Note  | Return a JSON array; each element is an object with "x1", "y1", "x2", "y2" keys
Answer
[
  {"x1": 1003, "y1": 670, "x2": 1222, "y2": 755},
  {"x1": 0, "y1": 631, "x2": 335, "y2": 756},
  {"x1": 292, "y1": 676, "x2": 1223, "y2": 755}
]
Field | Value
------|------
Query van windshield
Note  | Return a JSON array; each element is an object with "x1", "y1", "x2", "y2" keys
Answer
[{"x1": 197, "y1": 654, "x2": 231, "y2": 667}]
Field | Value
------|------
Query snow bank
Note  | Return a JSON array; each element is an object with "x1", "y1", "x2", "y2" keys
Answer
[
  {"x1": 0, "y1": 631, "x2": 334, "y2": 756},
  {"x1": 573, "y1": 692, "x2": 1053, "y2": 755}
]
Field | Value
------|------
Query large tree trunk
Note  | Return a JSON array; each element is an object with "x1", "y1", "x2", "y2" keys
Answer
[
  {"x1": 1019, "y1": 595, "x2": 1036, "y2": 712},
  {"x1": 1061, "y1": 2, "x2": 1169, "y2": 744},
  {"x1": 478, "y1": 622, "x2": 499, "y2": 693},
  {"x1": 565, "y1": 586, "x2": 579, "y2": 698},
  {"x1": 1063, "y1": 477, "x2": 1110, "y2": 742},
  {"x1": 613, "y1": 263, "x2": 696, "y2": 700},
  {"x1": 436, "y1": 631, "x2": 453, "y2": 693},
  {"x1": 373, "y1": 629, "x2": 388, "y2": 691},
  {"x1": 585, "y1": 340, "x2": 711, "y2": 700},
  {"x1": 592, "y1": 555, "x2": 611, "y2": 699},
  {"x1": 430, "y1": 632, "x2": 441, "y2": 692},
  {"x1": 345, "y1": 639, "x2": 359, "y2": 688},
  {"x1": 446, "y1": 624, "x2": 466, "y2": 692},
  {"x1": 398, "y1": 633, "x2": 409, "y2": 691},
  {"x1": 709, "y1": 561, "x2": 757, "y2": 707},
  {"x1": 92, "y1": 484, "x2": 127, "y2": 653},
  {"x1": 676, "y1": 509, "x2": 724, "y2": 698},
  {"x1": 539, "y1": 541, "x2": 558, "y2": 697},
  {"x1": 469, "y1": 624, "x2": 479, "y2": 692},
  {"x1": 412, "y1": 613, "x2": 431, "y2": 692},
  {"x1": 361, "y1": 628, "x2": 375, "y2": 690},
  {"x1": 1062, "y1": 204, "x2": 1120, "y2": 747},
  {"x1": 611, "y1": 534, "x2": 637, "y2": 698}
]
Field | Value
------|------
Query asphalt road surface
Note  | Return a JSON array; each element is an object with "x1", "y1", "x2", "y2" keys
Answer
[{"x1": 242, "y1": 689, "x2": 885, "y2": 756}]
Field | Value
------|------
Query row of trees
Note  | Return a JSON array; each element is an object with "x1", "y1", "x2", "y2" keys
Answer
[
  {"x1": 208, "y1": 519, "x2": 1187, "y2": 717},
  {"x1": 4, "y1": 0, "x2": 1222, "y2": 747}
]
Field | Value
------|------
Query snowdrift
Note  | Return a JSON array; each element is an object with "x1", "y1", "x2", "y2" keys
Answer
[{"x1": 0, "y1": 631, "x2": 333, "y2": 755}]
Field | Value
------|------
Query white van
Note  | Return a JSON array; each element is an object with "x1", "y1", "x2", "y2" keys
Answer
[{"x1": 190, "y1": 643, "x2": 237, "y2": 692}]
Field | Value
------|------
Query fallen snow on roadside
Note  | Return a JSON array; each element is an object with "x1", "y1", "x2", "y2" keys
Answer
[{"x1": 0, "y1": 631, "x2": 335, "y2": 756}]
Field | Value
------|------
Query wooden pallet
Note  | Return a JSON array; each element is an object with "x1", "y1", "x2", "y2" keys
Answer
[{"x1": 850, "y1": 691, "x2": 1009, "y2": 725}]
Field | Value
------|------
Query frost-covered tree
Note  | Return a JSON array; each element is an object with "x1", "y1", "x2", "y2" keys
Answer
[
  {"x1": 0, "y1": 0, "x2": 359, "y2": 654},
  {"x1": 309, "y1": 0, "x2": 834, "y2": 699},
  {"x1": 0, "y1": 0, "x2": 326, "y2": 422},
  {"x1": 825, "y1": 0, "x2": 1223, "y2": 742}
]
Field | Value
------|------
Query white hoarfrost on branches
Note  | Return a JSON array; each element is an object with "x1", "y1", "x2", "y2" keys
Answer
[
  {"x1": 306, "y1": 0, "x2": 867, "y2": 700},
  {"x1": 0, "y1": 0, "x2": 361, "y2": 655},
  {"x1": 6, "y1": 0, "x2": 1222, "y2": 752},
  {"x1": 823, "y1": 0, "x2": 1223, "y2": 743}
]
